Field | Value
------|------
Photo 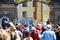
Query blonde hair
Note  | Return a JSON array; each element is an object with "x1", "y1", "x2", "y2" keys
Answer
[{"x1": 0, "y1": 29, "x2": 10, "y2": 40}]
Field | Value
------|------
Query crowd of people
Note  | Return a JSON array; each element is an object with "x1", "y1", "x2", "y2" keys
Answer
[{"x1": 0, "y1": 20, "x2": 60, "y2": 40}]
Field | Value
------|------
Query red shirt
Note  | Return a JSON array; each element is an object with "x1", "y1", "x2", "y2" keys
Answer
[
  {"x1": 36, "y1": 25, "x2": 42, "y2": 31},
  {"x1": 30, "y1": 32, "x2": 38, "y2": 40}
]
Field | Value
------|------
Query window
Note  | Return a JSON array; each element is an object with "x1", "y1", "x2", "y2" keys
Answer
[
  {"x1": 33, "y1": 1, "x2": 35, "y2": 7},
  {"x1": 23, "y1": 2, "x2": 27, "y2": 7},
  {"x1": 23, "y1": 11, "x2": 27, "y2": 18}
]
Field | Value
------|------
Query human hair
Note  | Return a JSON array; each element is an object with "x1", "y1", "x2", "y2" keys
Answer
[
  {"x1": 24, "y1": 31, "x2": 30, "y2": 40},
  {"x1": 25, "y1": 31, "x2": 30, "y2": 38},
  {"x1": 0, "y1": 29, "x2": 10, "y2": 40},
  {"x1": 46, "y1": 21, "x2": 50, "y2": 24}
]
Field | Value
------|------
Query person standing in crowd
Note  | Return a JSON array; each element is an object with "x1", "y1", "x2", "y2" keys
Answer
[
  {"x1": 24, "y1": 24, "x2": 30, "y2": 32},
  {"x1": 6, "y1": 22, "x2": 21, "y2": 40},
  {"x1": 17, "y1": 23, "x2": 23, "y2": 32},
  {"x1": 35, "y1": 24, "x2": 42, "y2": 31},
  {"x1": 24, "y1": 31, "x2": 33, "y2": 40},
  {"x1": 2, "y1": 18, "x2": 9, "y2": 29},
  {"x1": 30, "y1": 27, "x2": 38, "y2": 40},
  {"x1": 0, "y1": 29, "x2": 10, "y2": 40},
  {"x1": 40, "y1": 24, "x2": 56, "y2": 40},
  {"x1": 55, "y1": 25, "x2": 60, "y2": 40}
]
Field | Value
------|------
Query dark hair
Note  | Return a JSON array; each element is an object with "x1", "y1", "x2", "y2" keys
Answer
[
  {"x1": 46, "y1": 21, "x2": 50, "y2": 24},
  {"x1": 58, "y1": 24, "x2": 60, "y2": 26},
  {"x1": 25, "y1": 31, "x2": 30, "y2": 37},
  {"x1": 15, "y1": 23, "x2": 18, "y2": 26},
  {"x1": 1, "y1": 22, "x2": 10, "y2": 29}
]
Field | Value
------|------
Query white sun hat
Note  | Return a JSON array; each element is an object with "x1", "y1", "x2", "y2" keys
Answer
[
  {"x1": 31, "y1": 27, "x2": 36, "y2": 31},
  {"x1": 45, "y1": 24, "x2": 52, "y2": 30}
]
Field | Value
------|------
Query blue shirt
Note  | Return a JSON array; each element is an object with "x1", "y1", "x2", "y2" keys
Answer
[{"x1": 41, "y1": 30, "x2": 56, "y2": 40}]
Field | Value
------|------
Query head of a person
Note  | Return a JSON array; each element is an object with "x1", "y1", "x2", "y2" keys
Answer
[
  {"x1": 46, "y1": 21, "x2": 50, "y2": 24},
  {"x1": 31, "y1": 27, "x2": 36, "y2": 32},
  {"x1": 24, "y1": 24, "x2": 28, "y2": 27},
  {"x1": 45, "y1": 25, "x2": 52, "y2": 31},
  {"x1": 25, "y1": 31, "x2": 30, "y2": 38},
  {"x1": 0, "y1": 29, "x2": 10, "y2": 40}
]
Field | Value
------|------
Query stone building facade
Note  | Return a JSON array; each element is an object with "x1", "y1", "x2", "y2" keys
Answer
[
  {"x1": 50, "y1": 0, "x2": 60, "y2": 24},
  {"x1": 0, "y1": 0, "x2": 18, "y2": 22}
]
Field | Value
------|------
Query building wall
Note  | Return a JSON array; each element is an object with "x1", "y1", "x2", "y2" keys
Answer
[
  {"x1": 0, "y1": 4, "x2": 17, "y2": 22},
  {"x1": 50, "y1": 4, "x2": 60, "y2": 24},
  {"x1": 17, "y1": 1, "x2": 50, "y2": 22},
  {"x1": 17, "y1": 1, "x2": 34, "y2": 22},
  {"x1": 50, "y1": 0, "x2": 60, "y2": 24},
  {"x1": 43, "y1": 4, "x2": 50, "y2": 22}
]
